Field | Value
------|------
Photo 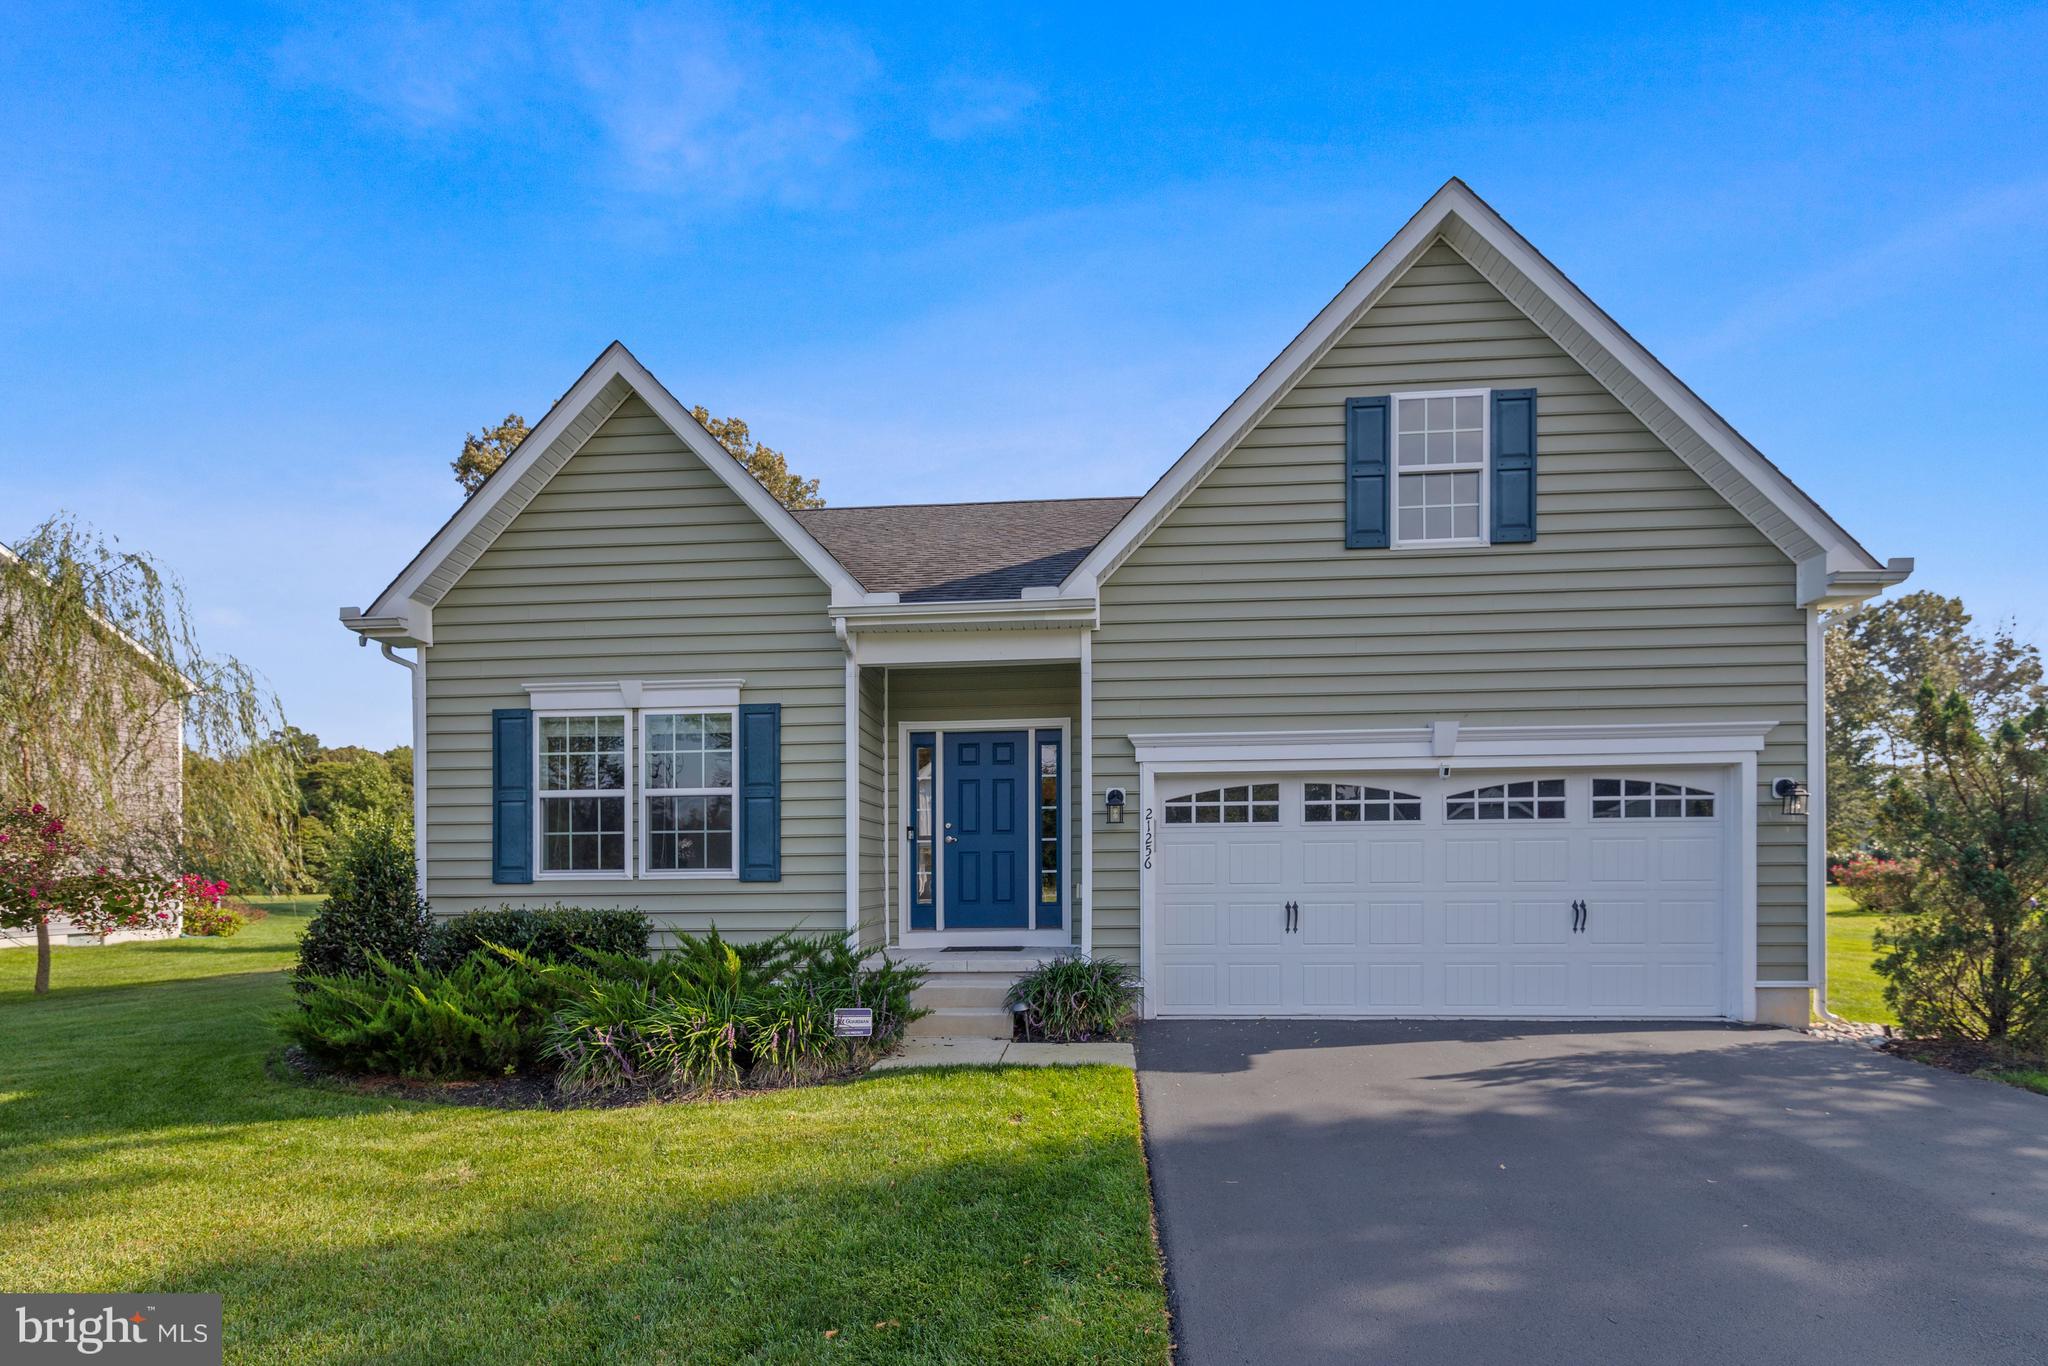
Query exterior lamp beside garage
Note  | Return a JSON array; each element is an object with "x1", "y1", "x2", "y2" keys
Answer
[
  {"x1": 1772, "y1": 778, "x2": 1808, "y2": 817},
  {"x1": 1104, "y1": 787, "x2": 1127, "y2": 825}
]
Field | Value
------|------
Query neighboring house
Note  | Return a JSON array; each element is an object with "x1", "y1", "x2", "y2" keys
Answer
[
  {"x1": 342, "y1": 181, "x2": 1910, "y2": 1034},
  {"x1": 0, "y1": 545, "x2": 186, "y2": 947}
]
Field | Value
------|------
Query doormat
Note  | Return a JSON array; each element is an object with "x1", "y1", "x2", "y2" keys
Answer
[{"x1": 941, "y1": 945, "x2": 1023, "y2": 952}]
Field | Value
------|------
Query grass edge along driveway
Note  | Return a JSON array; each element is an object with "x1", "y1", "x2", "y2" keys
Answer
[{"x1": 0, "y1": 903, "x2": 1170, "y2": 1364}]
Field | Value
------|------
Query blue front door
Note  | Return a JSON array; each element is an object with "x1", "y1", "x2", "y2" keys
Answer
[{"x1": 942, "y1": 731, "x2": 1032, "y2": 930}]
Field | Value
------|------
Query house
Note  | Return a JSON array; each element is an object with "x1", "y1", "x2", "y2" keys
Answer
[
  {"x1": 341, "y1": 180, "x2": 1910, "y2": 1035},
  {"x1": 0, "y1": 544, "x2": 186, "y2": 947}
]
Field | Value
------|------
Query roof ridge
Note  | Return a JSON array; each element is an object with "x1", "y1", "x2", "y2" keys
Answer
[{"x1": 793, "y1": 494, "x2": 1141, "y2": 515}]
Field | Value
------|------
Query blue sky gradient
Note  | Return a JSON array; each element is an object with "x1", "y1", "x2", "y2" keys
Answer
[{"x1": 4, "y1": 2, "x2": 2043, "y2": 748}]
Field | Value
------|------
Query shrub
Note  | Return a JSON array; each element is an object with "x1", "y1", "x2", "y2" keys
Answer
[
  {"x1": 546, "y1": 928, "x2": 928, "y2": 1094},
  {"x1": 1007, "y1": 955, "x2": 1141, "y2": 1042},
  {"x1": 423, "y1": 904, "x2": 650, "y2": 971},
  {"x1": 294, "y1": 817, "x2": 431, "y2": 987},
  {"x1": 1832, "y1": 853, "x2": 1920, "y2": 916},
  {"x1": 285, "y1": 949, "x2": 563, "y2": 1078},
  {"x1": 1875, "y1": 686, "x2": 2048, "y2": 1045},
  {"x1": 177, "y1": 873, "x2": 243, "y2": 937}
]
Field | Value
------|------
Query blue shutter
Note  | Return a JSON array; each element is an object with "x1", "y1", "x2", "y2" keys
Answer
[
  {"x1": 1345, "y1": 395, "x2": 1391, "y2": 549},
  {"x1": 491, "y1": 708, "x2": 533, "y2": 884},
  {"x1": 1491, "y1": 388, "x2": 1537, "y2": 544},
  {"x1": 738, "y1": 702, "x2": 782, "y2": 882}
]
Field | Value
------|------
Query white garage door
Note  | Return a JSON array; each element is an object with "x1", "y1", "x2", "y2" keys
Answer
[{"x1": 1153, "y1": 770, "x2": 1731, "y2": 1018}]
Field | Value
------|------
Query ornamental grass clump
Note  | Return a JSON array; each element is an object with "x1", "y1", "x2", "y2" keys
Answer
[{"x1": 1007, "y1": 955, "x2": 1141, "y2": 1042}]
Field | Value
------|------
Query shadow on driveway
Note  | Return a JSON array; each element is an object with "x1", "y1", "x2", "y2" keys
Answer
[{"x1": 1138, "y1": 1019, "x2": 2048, "y2": 1366}]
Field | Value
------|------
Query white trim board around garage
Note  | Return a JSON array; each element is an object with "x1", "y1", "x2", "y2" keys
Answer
[{"x1": 1132, "y1": 720, "x2": 1773, "y2": 1022}]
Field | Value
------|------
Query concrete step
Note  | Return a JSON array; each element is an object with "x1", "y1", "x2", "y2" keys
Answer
[
  {"x1": 906, "y1": 1006, "x2": 1016, "y2": 1040},
  {"x1": 915, "y1": 980, "x2": 1016, "y2": 1010}
]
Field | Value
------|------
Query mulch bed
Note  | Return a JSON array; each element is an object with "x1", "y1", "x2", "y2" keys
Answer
[
  {"x1": 1881, "y1": 1035, "x2": 2046, "y2": 1080},
  {"x1": 272, "y1": 1045, "x2": 875, "y2": 1111}
]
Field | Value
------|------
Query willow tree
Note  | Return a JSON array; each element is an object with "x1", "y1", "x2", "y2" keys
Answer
[{"x1": 0, "y1": 515, "x2": 297, "y2": 938}]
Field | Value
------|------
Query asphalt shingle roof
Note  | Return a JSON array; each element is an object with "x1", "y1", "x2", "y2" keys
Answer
[{"x1": 791, "y1": 496, "x2": 1140, "y2": 602}]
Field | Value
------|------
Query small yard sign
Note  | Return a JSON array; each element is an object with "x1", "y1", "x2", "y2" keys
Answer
[{"x1": 833, "y1": 1008, "x2": 874, "y2": 1039}]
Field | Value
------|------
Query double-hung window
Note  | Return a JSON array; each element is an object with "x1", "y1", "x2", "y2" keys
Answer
[
  {"x1": 641, "y1": 710, "x2": 737, "y2": 875},
  {"x1": 1393, "y1": 390, "x2": 1488, "y2": 547},
  {"x1": 537, "y1": 714, "x2": 631, "y2": 876}
]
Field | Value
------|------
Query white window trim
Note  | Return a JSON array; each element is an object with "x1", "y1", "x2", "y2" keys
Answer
[
  {"x1": 638, "y1": 707, "x2": 740, "y2": 880},
  {"x1": 1389, "y1": 387, "x2": 1490, "y2": 550},
  {"x1": 533, "y1": 709, "x2": 635, "y2": 881}
]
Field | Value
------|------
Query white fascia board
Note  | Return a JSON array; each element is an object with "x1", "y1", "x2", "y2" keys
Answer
[
  {"x1": 522, "y1": 677, "x2": 745, "y2": 711},
  {"x1": 339, "y1": 598, "x2": 433, "y2": 647},
  {"x1": 854, "y1": 629, "x2": 1085, "y2": 667},
  {"x1": 1800, "y1": 554, "x2": 1916, "y2": 609},
  {"x1": 1067, "y1": 178, "x2": 1898, "y2": 591},
  {"x1": 1128, "y1": 719, "x2": 1779, "y2": 768},
  {"x1": 832, "y1": 597, "x2": 1099, "y2": 632},
  {"x1": 356, "y1": 343, "x2": 871, "y2": 630}
]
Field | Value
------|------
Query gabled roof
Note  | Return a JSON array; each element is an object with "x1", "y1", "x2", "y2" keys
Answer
[
  {"x1": 344, "y1": 342, "x2": 867, "y2": 640},
  {"x1": 345, "y1": 180, "x2": 1908, "y2": 642},
  {"x1": 793, "y1": 497, "x2": 1138, "y2": 602},
  {"x1": 1063, "y1": 178, "x2": 1910, "y2": 603}
]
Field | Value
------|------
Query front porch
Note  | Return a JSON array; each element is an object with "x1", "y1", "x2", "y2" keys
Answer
[{"x1": 849, "y1": 648, "x2": 1094, "y2": 1037}]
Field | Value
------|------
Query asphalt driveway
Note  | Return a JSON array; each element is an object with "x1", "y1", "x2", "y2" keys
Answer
[{"x1": 1138, "y1": 1020, "x2": 2048, "y2": 1366}]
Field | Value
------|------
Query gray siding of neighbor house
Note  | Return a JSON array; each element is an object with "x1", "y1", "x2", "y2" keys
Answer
[
  {"x1": 875, "y1": 663, "x2": 1083, "y2": 945},
  {"x1": 422, "y1": 394, "x2": 847, "y2": 946},
  {"x1": 1089, "y1": 240, "x2": 1813, "y2": 980}
]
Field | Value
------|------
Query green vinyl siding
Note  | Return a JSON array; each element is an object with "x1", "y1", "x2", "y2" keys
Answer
[
  {"x1": 1091, "y1": 239, "x2": 1814, "y2": 980},
  {"x1": 857, "y1": 666, "x2": 887, "y2": 947},
  {"x1": 423, "y1": 395, "x2": 846, "y2": 947}
]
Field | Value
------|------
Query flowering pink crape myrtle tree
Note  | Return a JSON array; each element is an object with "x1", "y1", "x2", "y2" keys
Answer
[{"x1": 0, "y1": 803, "x2": 172, "y2": 995}]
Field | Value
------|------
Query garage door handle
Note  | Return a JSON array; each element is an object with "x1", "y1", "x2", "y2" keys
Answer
[
  {"x1": 1284, "y1": 900, "x2": 1297, "y2": 933},
  {"x1": 1572, "y1": 899, "x2": 1587, "y2": 933}
]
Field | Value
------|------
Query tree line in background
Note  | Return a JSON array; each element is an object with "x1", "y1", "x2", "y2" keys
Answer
[
  {"x1": 1826, "y1": 591, "x2": 2048, "y2": 1048},
  {"x1": 452, "y1": 407, "x2": 825, "y2": 508}
]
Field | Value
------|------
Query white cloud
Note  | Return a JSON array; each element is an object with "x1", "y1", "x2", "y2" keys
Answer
[
  {"x1": 1681, "y1": 177, "x2": 2048, "y2": 358},
  {"x1": 274, "y1": 2, "x2": 879, "y2": 205},
  {"x1": 926, "y1": 71, "x2": 1039, "y2": 141}
]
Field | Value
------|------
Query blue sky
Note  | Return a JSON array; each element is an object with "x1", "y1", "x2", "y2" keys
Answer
[{"x1": 3, "y1": 2, "x2": 2043, "y2": 750}]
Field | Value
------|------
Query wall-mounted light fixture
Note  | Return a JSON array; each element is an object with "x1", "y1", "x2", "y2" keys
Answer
[
  {"x1": 1771, "y1": 778, "x2": 1808, "y2": 818},
  {"x1": 1104, "y1": 787, "x2": 1127, "y2": 825}
]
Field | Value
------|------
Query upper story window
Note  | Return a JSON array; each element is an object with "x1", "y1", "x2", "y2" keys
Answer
[
  {"x1": 538, "y1": 714, "x2": 630, "y2": 875},
  {"x1": 1394, "y1": 391, "x2": 1488, "y2": 547},
  {"x1": 1304, "y1": 782, "x2": 1422, "y2": 823},
  {"x1": 1164, "y1": 784, "x2": 1281, "y2": 825},
  {"x1": 1592, "y1": 778, "x2": 1715, "y2": 819},
  {"x1": 1447, "y1": 779, "x2": 1565, "y2": 821},
  {"x1": 642, "y1": 711, "x2": 736, "y2": 875}
]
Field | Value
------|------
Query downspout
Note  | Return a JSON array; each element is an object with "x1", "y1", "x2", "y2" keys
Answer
[
  {"x1": 1808, "y1": 606, "x2": 1850, "y2": 1027},
  {"x1": 370, "y1": 639, "x2": 427, "y2": 900}
]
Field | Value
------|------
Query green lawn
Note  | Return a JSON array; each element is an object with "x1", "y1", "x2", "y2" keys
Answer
[
  {"x1": 1824, "y1": 885, "x2": 1898, "y2": 1025},
  {"x1": 0, "y1": 901, "x2": 1170, "y2": 1364}
]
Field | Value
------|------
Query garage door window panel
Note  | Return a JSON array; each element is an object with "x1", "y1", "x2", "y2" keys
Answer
[
  {"x1": 1304, "y1": 782, "x2": 1422, "y2": 823},
  {"x1": 1592, "y1": 778, "x2": 1715, "y2": 820},
  {"x1": 1446, "y1": 779, "x2": 1565, "y2": 822},
  {"x1": 1165, "y1": 784, "x2": 1280, "y2": 825}
]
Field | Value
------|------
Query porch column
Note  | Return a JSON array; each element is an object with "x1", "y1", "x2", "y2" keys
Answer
[
  {"x1": 844, "y1": 653, "x2": 860, "y2": 937},
  {"x1": 1080, "y1": 631, "x2": 1094, "y2": 959}
]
